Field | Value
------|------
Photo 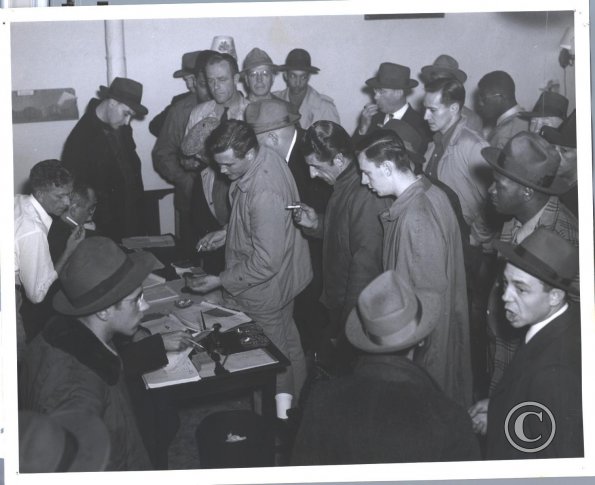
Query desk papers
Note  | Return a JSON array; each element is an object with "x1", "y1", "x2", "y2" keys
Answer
[
  {"x1": 173, "y1": 301, "x2": 252, "y2": 332},
  {"x1": 121, "y1": 234, "x2": 175, "y2": 249}
]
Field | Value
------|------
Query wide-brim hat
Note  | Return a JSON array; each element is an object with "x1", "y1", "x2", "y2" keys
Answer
[
  {"x1": 53, "y1": 237, "x2": 160, "y2": 316},
  {"x1": 382, "y1": 120, "x2": 426, "y2": 166},
  {"x1": 181, "y1": 116, "x2": 221, "y2": 158},
  {"x1": 420, "y1": 54, "x2": 467, "y2": 84},
  {"x1": 494, "y1": 227, "x2": 578, "y2": 294},
  {"x1": 277, "y1": 48, "x2": 319, "y2": 73},
  {"x1": 245, "y1": 98, "x2": 301, "y2": 134},
  {"x1": 346, "y1": 270, "x2": 441, "y2": 353},
  {"x1": 482, "y1": 131, "x2": 567, "y2": 195},
  {"x1": 174, "y1": 50, "x2": 202, "y2": 78},
  {"x1": 241, "y1": 47, "x2": 277, "y2": 75},
  {"x1": 540, "y1": 109, "x2": 576, "y2": 148},
  {"x1": 366, "y1": 62, "x2": 418, "y2": 90},
  {"x1": 19, "y1": 410, "x2": 111, "y2": 473},
  {"x1": 98, "y1": 77, "x2": 148, "y2": 116},
  {"x1": 520, "y1": 91, "x2": 569, "y2": 120}
]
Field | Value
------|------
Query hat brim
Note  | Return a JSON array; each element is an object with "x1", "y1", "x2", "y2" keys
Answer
[
  {"x1": 52, "y1": 411, "x2": 111, "y2": 472},
  {"x1": 518, "y1": 110, "x2": 565, "y2": 120},
  {"x1": 494, "y1": 240, "x2": 576, "y2": 294},
  {"x1": 278, "y1": 64, "x2": 319, "y2": 74},
  {"x1": 98, "y1": 85, "x2": 149, "y2": 117},
  {"x1": 173, "y1": 69, "x2": 192, "y2": 78},
  {"x1": 365, "y1": 77, "x2": 419, "y2": 90},
  {"x1": 482, "y1": 146, "x2": 569, "y2": 196},
  {"x1": 53, "y1": 251, "x2": 159, "y2": 316},
  {"x1": 240, "y1": 63, "x2": 278, "y2": 76},
  {"x1": 251, "y1": 112, "x2": 301, "y2": 135},
  {"x1": 540, "y1": 125, "x2": 575, "y2": 148},
  {"x1": 420, "y1": 65, "x2": 467, "y2": 84},
  {"x1": 345, "y1": 290, "x2": 440, "y2": 354}
]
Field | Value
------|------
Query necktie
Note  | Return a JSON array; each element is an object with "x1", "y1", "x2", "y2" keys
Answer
[{"x1": 220, "y1": 107, "x2": 229, "y2": 122}]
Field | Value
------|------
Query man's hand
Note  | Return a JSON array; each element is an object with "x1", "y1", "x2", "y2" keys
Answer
[
  {"x1": 180, "y1": 157, "x2": 201, "y2": 171},
  {"x1": 197, "y1": 229, "x2": 227, "y2": 252},
  {"x1": 468, "y1": 398, "x2": 489, "y2": 436},
  {"x1": 291, "y1": 202, "x2": 319, "y2": 230},
  {"x1": 161, "y1": 331, "x2": 194, "y2": 352},
  {"x1": 358, "y1": 103, "x2": 379, "y2": 135},
  {"x1": 65, "y1": 225, "x2": 85, "y2": 254},
  {"x1": 187, "y1": 274, "x2": 222, "y2": 294}
]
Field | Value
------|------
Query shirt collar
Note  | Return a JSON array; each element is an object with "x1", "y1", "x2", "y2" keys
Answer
[
  {"x1": 512, "y1": 198, "x2": 552, "y2": 244},
  {"x1": 383, "y1": 175, "x2": 425, "y2": 221},
  {"x1": 384, "y1": 103, "x2": 409, "y2": 124},
  {"x1": 285, "y1": 130, "x2": 297, "y2": 162},
  {"x1": 433, "y1": 117, "x2": 461, "y2": 148},
  {"x1": 525, "y1": 303, "x2": 568, "y2": 343},
  {"x1": 496, "y1": 104, "x2": 524, "y2": 126},
  {"x1": 30, "y1": 195, "x2": 53, "y2": 231}
]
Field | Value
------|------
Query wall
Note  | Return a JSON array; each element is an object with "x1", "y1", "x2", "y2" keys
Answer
[{"x1": 11, "y1": 10, "x2": 574, "y2": 228}]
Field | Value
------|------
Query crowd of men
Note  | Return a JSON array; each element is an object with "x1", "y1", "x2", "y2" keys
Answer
[{"x1": 14, "y1": 38, "x2": 582, "y2": 471}]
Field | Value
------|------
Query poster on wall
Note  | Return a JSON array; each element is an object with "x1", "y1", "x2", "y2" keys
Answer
[{"x1": 0, "y1": 0, "x2": 593, "y2": 485}]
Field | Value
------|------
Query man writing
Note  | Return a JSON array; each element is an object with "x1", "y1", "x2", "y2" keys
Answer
[{"x1": 190, "y1": 120, "x2": 312, "y2": 411}]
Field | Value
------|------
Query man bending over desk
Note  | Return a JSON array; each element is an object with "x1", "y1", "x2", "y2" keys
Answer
[{"x1": 191, "y1": 119, "x2": 313, "y2": 414}]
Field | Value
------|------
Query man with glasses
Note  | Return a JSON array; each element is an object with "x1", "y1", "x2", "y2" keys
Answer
[
  {"x1": 241, "y1": 47, "x2": 278, "y2": 102},
  {"x1": 274, "y1": 48, "x2": 340, "y2": 130},
  {"x1": 19, "y1": 237, "x2": 193, "y2": 470},
  {"x1": 476, "y1": 71, "x2": 528, "y2": 148}
]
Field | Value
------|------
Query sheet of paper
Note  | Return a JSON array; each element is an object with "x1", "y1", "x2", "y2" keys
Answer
[
  {"x1": 173, "y1": 301, "x2": 251, "y2": 332},
  {"x1": 121, "y1": 234, "x2": 175, "y2": 249},
  {"x1": 142, "y1": 350, "x2": 200, "y2": 389},
  {"x1": 143, "y1": 283, "x2": 179, "y2": 304},
  {"x1": 196, "y1": 348, "x2": 277, "y2": 378}
]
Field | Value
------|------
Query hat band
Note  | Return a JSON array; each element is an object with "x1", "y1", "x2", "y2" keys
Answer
[
  {"x1": 68, "y1": 257, "x2": 134, "y2": 308},
  {"x1": 514, "y1": 245, "x2": 573, "y2": 287}
]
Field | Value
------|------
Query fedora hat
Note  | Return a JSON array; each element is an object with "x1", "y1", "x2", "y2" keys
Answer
[
  {"x1": 245, "y1": 98, "x2": 301, "y2": 134},
  {"x1": 482, "y1": 131, "x2": 566, "y2": 195},
  {"x1": 366, "y1": 63, "x2": 418, "y2": 90},
  {"x1": 520, "y1": 91, "x2": 569, "y2": 120},
  {"x1": 241, "y1": 47, "x2": 277, "y2": 75},
  {"x1": 19, "y1": 410, "x2": 110, "y2": 472},
  {"x1": 98, "y1": 77, "x2": 148, "y2": 116},
  {"x1": 420, "y1": 54, "x2": 467, "y2": 84},
  {"x1": 346, "y1": 270, "x2": 440, "y2": 353},
  {"x1": 540, "y1": 109, "x2": 576, "y2": 148},
  {"x1": 173, "y1": 50, "x2": 202, "y2": 78},
  {"x1": 53, "y1": 237, "x2": 160, "y2": 316},
  {"x1": 278, "y1": 48, "x2": 320, "y2": 73},
  {"x1": 382, "y1": 120, "x2": 426, "y2": 166},
  {"x1": 494, "y1": 227, "x2": 578, "y2": 294},
  {"x1": 181, "y1": 116, "x2": 221, "y2": 158}
]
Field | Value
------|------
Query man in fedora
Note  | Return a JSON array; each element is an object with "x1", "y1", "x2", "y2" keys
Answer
[
  {"x1": 246, "y1": 99, "x2": 332, "y2": 360},
  {"x1": 241, "y1": 47, "x2": 279, "y2": 102},
  {"x1": 19, "y1": 237, "x2": 193, "y2": 470},
  {"x1": 153, "y1": 50, "x2": 216, "y2": 253},
  {"x1": 477, "y1": 71, "x2": 529, "y2": 148},
  {"x1": 274, "y1": 48, "x2": 340, "y2": 130},
  {"x1": 520, "y1": 90, "x2": 568, "y2": 134},
  {"x1": 468, "y1": 228, "x2": 582, "y2": 459},
  {"x1": 357, "y1": 129, "x2": 472, "y2": 407},
  {"x1": 354, "y1": 62, "x2": 431, "y2": 150},
  {"x1": 419, "y1": 54, "x2": 483, "y2": 132},
  {"x1": 62, "y1": 77, "x2": 148, "y2": 241},
  {"x1": 191, "y1": 120, "x2": 312, "y2": 409},
  {"x1": 149, "y1": 50, "x2": 211, "y2": 137},
  {"x1": 291, "y1": 271, "x2": 480, "y2": 465},
  {"x1": 479, "y1": 131, "x2": 579, "y2": 395}
]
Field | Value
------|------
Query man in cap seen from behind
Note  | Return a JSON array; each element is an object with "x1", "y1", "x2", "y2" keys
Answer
[
  {"x1": 274, "y1": 48, "x2": 340, "y2": 130},
  {"x1": 469, "y1": 229, "x2": 582, "y2": 459},
  {"x1": 291, "y1": 271, "x2": 480, "y2": 465},
  {"x1": 19, "y1": 237, "x2": 193, "y2": 470}
]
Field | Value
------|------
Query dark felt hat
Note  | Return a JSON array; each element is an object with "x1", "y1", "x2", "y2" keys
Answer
[
  {"x1": 181, "y1": 116, "x2": 220, "y2": 158},
  {"x1": 19, "y1": 410, "x2": 111, "y2": 473},
  {"x1": 494, "y1": 227, "x2": 578, "y2": 294},
  {"x1": 346, "y1": 270, "x2": 440, "y2": 353},
  {"x1": 520, "y1": 91, "x2": 569, "y2": 120},
  {"x1": 278, "y1": 48, "x2": 319, "y2": 73},
  {"x1": 98, "y1": 77, "x2": 148, "y2": 116},
  {"x1": 173, "y1": 51, "x2": 202, "y2": 78},
  {"x1": 382, "y1": 120, "x2": 426, "y2": 166},
  {"x1": 366, "y1": 63, "x2": 418, "y2": 90},
  {"x1": 540, "y1": 109, "x2": 577, "y2": 148},
  {"x1": 481, "y1": 131, "x2": 566, "y2": 195},
  {"x1": 53, "y1": 237, "x2": 160, "y2": 316},
  {"x1": 241, "y1": 47, "x2": 277, "y2": 75},
  {"x1": 421, "y1": 54, "x2": 467, "y2": 84},
  {"x1": 245, "y1": 98, "x2": 301, "y2": 134}
]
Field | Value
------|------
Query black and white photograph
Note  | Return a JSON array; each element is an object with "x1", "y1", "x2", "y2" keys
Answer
[{"x1": 1, "y1": 0, "x2": 593, "y2": 483}]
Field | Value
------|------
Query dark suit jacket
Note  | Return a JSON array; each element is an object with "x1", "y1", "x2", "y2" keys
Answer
[
  {"x1": 353, "y1": 103, "x2": 432, "y2": 153},
  {"x1": 487, "y1": 303, "x2": 583, "y2": 459}
]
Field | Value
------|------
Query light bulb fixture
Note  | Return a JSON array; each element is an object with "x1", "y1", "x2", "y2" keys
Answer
[{"x1": 559, "y1": 26, "x2": 575, "y2": 68}]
